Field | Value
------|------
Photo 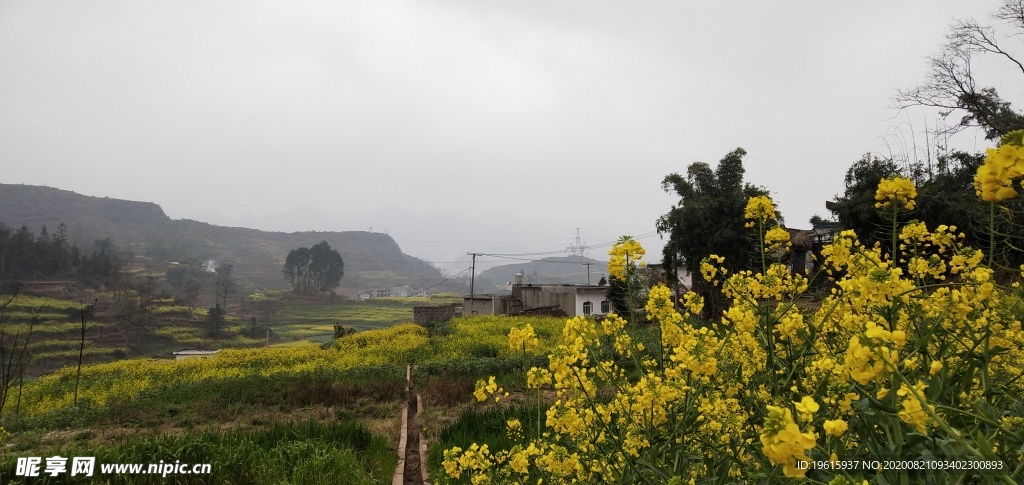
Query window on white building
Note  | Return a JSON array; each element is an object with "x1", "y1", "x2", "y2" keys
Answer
[
  {"x1": 583, "y1": 301, "x2": 592, "y2": 316},
  {"x1": 600, "y1": 300, "x2": 610, "y2": 313}
]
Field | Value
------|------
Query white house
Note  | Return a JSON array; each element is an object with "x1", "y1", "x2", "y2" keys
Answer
[{"x1": 463, "y1": 283, "x2": 613, "y2": 318}]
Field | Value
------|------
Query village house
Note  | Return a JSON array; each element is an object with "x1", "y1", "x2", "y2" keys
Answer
[{"x1": 463, "y1": 273, "x2": 614, "y2": 318}]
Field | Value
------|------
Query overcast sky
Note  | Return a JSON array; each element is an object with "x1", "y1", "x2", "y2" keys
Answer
[{"x1": 1, "y1": 1, "x2": 1018, "y2": 272}]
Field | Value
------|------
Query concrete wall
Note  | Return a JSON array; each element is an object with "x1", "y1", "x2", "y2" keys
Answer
[
  {"x1": 462, "y1": 296, "x2": 512, "y2": 316},
  {"x1": 516, "y1": 285, "x2": 575, "y2": 315},
  {"x1": 413, "y1": 304, "x2": 461, "y2": 325}
]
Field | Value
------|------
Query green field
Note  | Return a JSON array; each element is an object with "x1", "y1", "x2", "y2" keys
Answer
[{"x1": 272, "y1": 294, "x2": 462, "y2": 342}]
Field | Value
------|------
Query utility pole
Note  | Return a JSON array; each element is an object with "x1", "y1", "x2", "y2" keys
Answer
[
  {"x1": 468, "y1": 253, "x2": 480, "y2": 302},
  {"x1": 584, "y1": 262, "x2": 592, "y2": 285}
]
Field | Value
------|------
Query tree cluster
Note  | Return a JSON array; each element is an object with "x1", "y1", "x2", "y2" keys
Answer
[
  {"x1": 110, "y1": 270, "x2": 157, "y2": 345},
  {"x1": 829, "y1": 149, "x2": 1024, "y2": 272},
  {"x1": 834, "y1": 1, "x2": 1024, "y2": 272},
  {"x1": 283, "y1": 241, "x2": 344, "y2": 293},
  {"x1": 0, "y1": 223, "x2": 120, "y2": 289}
]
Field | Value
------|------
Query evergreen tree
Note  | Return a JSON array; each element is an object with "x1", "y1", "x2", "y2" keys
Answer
[{"x1": 657, "y1": 148, "x2": 770, "y2": 317}]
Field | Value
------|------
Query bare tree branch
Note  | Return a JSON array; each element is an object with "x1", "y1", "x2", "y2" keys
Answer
[
  {"x1": 894, "y1": 2, "x2": 1024, "y2": 140},
  {"x1": 949, "y1": 19, "x2": 1024, "y2": 76},
  {"x1": 995, "y1": 0, "x2": 1024, "y2": 32}
]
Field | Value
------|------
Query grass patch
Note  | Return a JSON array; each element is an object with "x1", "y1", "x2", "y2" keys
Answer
[
  {"x1": 32, "y1": 346, "x2": 123, "y2": 362},
  {"x1": 272, "y1": 298, "x2": 434, "y2": 342},
  {"x1": 2, "y1": 419, "x2": 396, "y2": 484}
]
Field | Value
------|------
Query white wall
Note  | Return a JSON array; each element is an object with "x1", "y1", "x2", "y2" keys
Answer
[{"x1": 574, "y1": 287, "x2": 612, "y2": 317}]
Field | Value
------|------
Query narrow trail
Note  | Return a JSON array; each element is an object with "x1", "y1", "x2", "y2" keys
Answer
[
  {"x1": 403, "y1": 390, "x2": 422, "y2": 485},
  {"x1": 394, "y1": 364, "x2": 428, "y2": 485}
]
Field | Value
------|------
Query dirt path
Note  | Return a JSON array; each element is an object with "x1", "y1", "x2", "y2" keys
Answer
[
  {"x1": 403, "y1": 391, "x2": 422, "y2": 485},
  {"x1": 394, "y1": 364, "x2": 426, "y2": 485}
]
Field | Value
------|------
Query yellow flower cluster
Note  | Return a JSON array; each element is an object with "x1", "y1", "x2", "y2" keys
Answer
[
  {"x1": 764, "y1": 226, "x2": 791, "y2": 253},
  {"x1": 975, "y1": 139, "x2": 1024, "y2": 202},
  {"x1": 507, "y1": 324, "x2": 538, "y2": 353},
  {"x1": 874, "y1": 176, "x2": 917, "y2": 210},
  {"x1": 473, "y1": 376, "x2": 507, "y2": 403},
  {"x1": 744, "y1": 195, "x2": 776, "y2": 227},
  {"x1": 823, "y1": 419, "x2": 848, "y2": 437},
  {"x1": 720, "y1": 264, "x2": 809, "y2": 302},
  {"x1": 760, "y1": 405, "x2": 816, "y2": 477},
  {"x1": 442, "y1": 443, "x2": 493, "y2": 482},
  {"x1": 700, "y1": 254, "x2": 726, "y2": 282},
  {"x1": 608, "y1": 235, "x2": 646, "y2": 279},
  {"x1": 897, "y1": 383, "x2": 933, "y2": 435},
  {"x1": 526, "y1": 366, "x2": 552, "y2": 389},
  {"x1": 794, "y1": 396, "x2": 819, "y2": 422}
]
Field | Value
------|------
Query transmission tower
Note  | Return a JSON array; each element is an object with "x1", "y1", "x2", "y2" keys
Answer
[{"x1": 565, "y1": 228, "x2": 589, "y2": 257}]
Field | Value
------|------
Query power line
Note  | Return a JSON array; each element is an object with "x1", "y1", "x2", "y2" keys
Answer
[
  {"x1": 403, "y1": 266, "x2": 472, "y2": 297},
  {"x1": 485, "y1": 255, "x2": 607, "y2": 264},
  {"x1": 479, "y1": 230, "x2": 660, "y2": 257}
]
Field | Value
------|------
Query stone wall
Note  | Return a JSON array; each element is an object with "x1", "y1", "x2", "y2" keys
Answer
[{"x1": 413, "y1": 304, "x2": 462, "y2": 325}]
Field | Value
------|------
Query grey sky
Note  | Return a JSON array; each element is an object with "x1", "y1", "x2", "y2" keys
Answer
[{"x1": 0, "y1": 1, "x2": 1014, "y2": 272}]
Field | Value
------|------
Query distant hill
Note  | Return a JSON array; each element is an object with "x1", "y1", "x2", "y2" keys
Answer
[
  {"x1": 475, "y1": 256, "x2": 609, "y2": 293},
  {"x1": 0, "y1": 184, "x2": 443, "y2": 292}
]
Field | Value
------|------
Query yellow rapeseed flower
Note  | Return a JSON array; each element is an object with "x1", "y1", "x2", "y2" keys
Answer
[
  {"x1": 874, "y1": 176, "x2": 917, "y2": 210},
  {"x1": 744, "y1": 195, "x2": 776, "y2": 226},
  {"x1": 509, "y1": 324, "x2": 539, "y2": 352},
  {"x1": 764, "y1": 226, "x2": 791, "y2": 253},
  {"x1": 823, "y1": 419, "x2": 848, "y2": 437},
  {"x1": 760, "y1": 405, "x2": 816, "y2": 477},
  {"x1": 975, "y1": 139, "x2": 1024, "y2": 202},
  {"x1": 897, "y1": 383, "x2": 933, "y2": 435},
  {"x1": 794, "y1": 396, "x2": 819, "y2": 422},
  {"x1": 608, "y1": 236, "x2": 646, "y2": 280}
]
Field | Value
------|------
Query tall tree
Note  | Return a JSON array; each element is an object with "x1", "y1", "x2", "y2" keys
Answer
[
  {"x1": 283, "y1": 241, "x2": 344, "y2": 293},
  {"x1": 827, "y1": 155, "x2": 902, "y2": 250},
  {"x1": 895, "y1": 0, "x2": 1024, "y2": 139},
  {"x1": 110, "y1": 270, "x2": 155, "y2": 345},
  {"x1": 215, "y1": 263, "x2": 235, "y2": 308},
  {"x1": 656, "y1": 148, "x2": 769, "y2": 317},
  {"x1": 308, "y1": 241, "x2": 344, "y2": 292},
  {"x1": 283, "y1": 247, "x2": 312, "y2": 292},
  {"x1": 182, "y1": 279, "x2": 202, "y2": 318}
]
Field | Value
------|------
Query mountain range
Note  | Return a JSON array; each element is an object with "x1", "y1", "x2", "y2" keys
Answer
[{"x1": 0, "y1": 184, "x2": 443, "y2": 292}]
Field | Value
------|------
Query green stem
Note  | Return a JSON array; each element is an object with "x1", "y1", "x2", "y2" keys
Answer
[
  {"x1": 759, "y1": 219, "x2": 767, "y2": 275},
  {"x1": 891, "y1": 204, "x2": 899, "y2": 263},
  {"x1": 989, "y1": 201, "x2": 996, "y2": 268},
  {"x1": 880, "y1": 354, "x2": 1017, "y2": 485},
  {"x1": 537, "y1": 387, "x2": 542, "y2": 440}
]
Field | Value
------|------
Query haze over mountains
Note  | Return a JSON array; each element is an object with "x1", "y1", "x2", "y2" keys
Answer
[
  {"x1": 0, "y1": 184, "x2": 443, "y2": 292},
  {"x1": 187, "y1": 204, "x2": 610, "y2": 275},
  {"x1": 474, "y1": 256, "x2": 611, "y2": 294}
]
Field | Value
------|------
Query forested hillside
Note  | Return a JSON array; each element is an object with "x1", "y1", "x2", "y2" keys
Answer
[{"x1": 0, "y1": 184, "x2": 442, "y2": 290}]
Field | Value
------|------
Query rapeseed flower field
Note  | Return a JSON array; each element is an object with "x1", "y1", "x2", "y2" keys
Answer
[
  {"x1": 441, "y1": 153, "x2": 1024, "y2": 483},
  {"x1": 16, "y1": 317, "x2": 564, "y2": 420}
]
